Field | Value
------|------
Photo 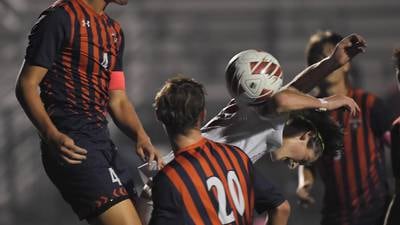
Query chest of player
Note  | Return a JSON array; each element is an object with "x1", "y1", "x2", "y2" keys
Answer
[{"x1": 65, "y1": 16, "x2": 122, "y2": 71}]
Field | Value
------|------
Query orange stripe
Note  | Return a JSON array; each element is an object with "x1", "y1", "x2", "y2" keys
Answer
[
  {"x1": 202, "y1": 143, "x2": 241, "y2": 223},
  {"x1": 164, "y1": 168, "x2": 205, "y2": 225},
  {"x1": 212, "y1": 143, "x2": 249, "y2": 224},
  {"x1": 354, "y1": 92, "x2": 370, "y2": 203},
  {"x1": 221, "y1": 144, "x2": 252, "y2": 224},
  {"x1": 175, "y1": 155, "x2": 220, "y2": 225}
]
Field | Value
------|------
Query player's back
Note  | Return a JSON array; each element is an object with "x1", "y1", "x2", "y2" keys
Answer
[{"x1": 150, "y1": 137, "x2": 254, "y2": 225}]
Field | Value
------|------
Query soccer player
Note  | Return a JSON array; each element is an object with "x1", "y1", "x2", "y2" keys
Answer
[
  {"x1": 15, "y1": 0, "x2": 162, "y2": 224},
  {"x1": 150, "y1": 77, "x2": 255, "y2": 225},
  {"x1": 383, "y1": 48, "x2": 400, "y2": 225},
  {"x1": 297, "y1": 31, "x2": 392, "y2": 225}
]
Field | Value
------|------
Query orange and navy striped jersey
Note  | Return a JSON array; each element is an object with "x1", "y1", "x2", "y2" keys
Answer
[
  {"x1": 315, "y1": 89, "x2": 391, "y2": 224},
  {"x1": 25, "y1": 0, "x2": 124, "y2": 135},
  {"x1": 150, "y1": 138, "x2": 255, "y2": 225}
]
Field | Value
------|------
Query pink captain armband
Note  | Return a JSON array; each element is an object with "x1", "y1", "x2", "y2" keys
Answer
[{"x1": 109, "y1": 71, "x2": 126, "y2": 91}]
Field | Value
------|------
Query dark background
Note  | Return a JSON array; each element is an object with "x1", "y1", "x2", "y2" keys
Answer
[{"x1": 1, "y1": 0, "x2": 399, "y2": 224}]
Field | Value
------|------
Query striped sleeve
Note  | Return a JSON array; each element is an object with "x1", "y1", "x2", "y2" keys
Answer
[
  {"x1": 25, "y1": 8, "x2": 70, "y2": 69},
  {"x1": 149, "y1": 171, "x2": 184, "y2": 225}
]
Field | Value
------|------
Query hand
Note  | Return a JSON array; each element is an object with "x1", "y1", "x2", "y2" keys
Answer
[
  {"x1": 330, "y1": 34, "x2": 367, "y2": 67},
  {"x1": 296, "y1": 181, "x2": 315, "y2": 208},
  {"x1": 45, "y1": 131, "x2": 87, "y2": 164},
  {"x1": 393, "y1": 116, "x2": 400, "y2": 126},
  {"x1": 136, "y1": 134, "x2": 164, "y2": 170},
  {"x1": 323, "y1": 95, "x2": 360, "y2": 116}
]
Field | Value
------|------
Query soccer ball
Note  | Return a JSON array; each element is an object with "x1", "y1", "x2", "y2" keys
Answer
[{"x1": 225, "y1": 49, "x2": 283, "y2": 105}]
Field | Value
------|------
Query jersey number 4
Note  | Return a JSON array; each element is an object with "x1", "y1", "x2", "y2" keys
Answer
[
  {"x1": 206, "y1": 171, "x2": 245, "y2": 224},
  {"x1": 108, "y1": 168, "x2": 122, "y2": 186}
]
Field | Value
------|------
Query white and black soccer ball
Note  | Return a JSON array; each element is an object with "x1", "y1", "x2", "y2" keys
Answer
[{"x1": 225, "y1": 49, "x2": 283, "y2": 105}]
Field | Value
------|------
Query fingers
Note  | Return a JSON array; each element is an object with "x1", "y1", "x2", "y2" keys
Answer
[
  {"x1": 393, "y1": 116, "x2": 400, "y2": 126},
  {"x1": 60, "y1": 145, "x2": 87, "y2": 164},
  {"x1": 136, "y1": 146, "x2": 146, "y2": 162}
]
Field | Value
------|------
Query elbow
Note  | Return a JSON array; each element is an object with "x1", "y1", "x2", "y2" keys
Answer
[{"x1": 273, "y1": 91, "x2": 292, "y2": 113}]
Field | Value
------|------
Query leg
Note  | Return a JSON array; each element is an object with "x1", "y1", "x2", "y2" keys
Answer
[{"x1": 89, "y1": 199, "x2": 142, "y2": 225}]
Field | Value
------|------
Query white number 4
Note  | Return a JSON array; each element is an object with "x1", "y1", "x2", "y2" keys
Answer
[
  {"x1": 206, "y1": 171, "x2": 245, "y2": 224},
  {"x1": 108, "y1": 168, "x2": 122, "y2": 186}
]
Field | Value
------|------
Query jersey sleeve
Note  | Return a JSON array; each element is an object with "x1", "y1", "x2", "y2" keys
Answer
[
  {"x1": 149, "y1": 171, "x2": 183, "y2": 225},
  {"x1": 113, "y1": 29, "x2": 125, "y2": 71},
  {"x1": 253, "y1": 168, "x2": 286, "y2": 213},
  {"x1": 370, "y1": 97, "x2": 392, "y2": 138},
  {"x1": 25, "y1": 8, "x2": 69, "y2": 69}
]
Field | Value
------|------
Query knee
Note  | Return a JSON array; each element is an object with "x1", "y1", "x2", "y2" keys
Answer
[{"x1": 276, "y1": 200, "x2": 291, "y2": 216}]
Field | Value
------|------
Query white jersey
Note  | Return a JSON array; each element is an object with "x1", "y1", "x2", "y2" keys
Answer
[{"x1": 201, "y1": 99, "x2": 288, "y2": 162}]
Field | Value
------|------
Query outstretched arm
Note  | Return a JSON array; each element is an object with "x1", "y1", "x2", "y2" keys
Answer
[
  {"x1": 257, "y1": 87, "x2": 359, "y2": 115},
  {"x1": 15, "y1": 62, "x2": 87, "y2": 164},
  {"x1": 108, "y1": 90, "x2": 163, "y2": 168},
  {"x1": 285, "y1": 34, "x2": 366, "y2": 93}
]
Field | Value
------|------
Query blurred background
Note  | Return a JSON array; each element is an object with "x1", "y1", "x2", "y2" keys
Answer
[{"x1": 1, "y1": 0, "x2": 400, "y2": 224}]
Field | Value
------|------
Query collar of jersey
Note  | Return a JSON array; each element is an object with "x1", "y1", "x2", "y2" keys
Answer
[{"x1": 176, "y1": 137, "x2": 207, "y2": 154}]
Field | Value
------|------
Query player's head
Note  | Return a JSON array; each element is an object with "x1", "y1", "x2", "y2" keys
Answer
[
  {"x1": 106, "y1": 0, "x2": 128, "y2": 5},
  {"x1": 154, "y1": 76, "x2": 206, "y2": 135},
  {"x1": 306, "y1": 31, "x2": 349, "y2": 95},
  {"x1": 393, "y1": 48, "x2": 400, "y2": 87},
  {"x1": 273, "y1": 109, "x2": 343, "y2": 169}
]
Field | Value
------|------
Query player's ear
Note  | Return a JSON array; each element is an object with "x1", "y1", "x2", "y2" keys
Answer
[
  {"x1": 300, "y1": 131, "x2": 313, "y2": 141},
  {"x1": 199, "y1": 109, "x2": 206, "y2": 124}
]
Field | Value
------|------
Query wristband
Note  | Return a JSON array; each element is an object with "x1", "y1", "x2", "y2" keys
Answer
[{"x1": 318, "y1": 98, "x2": 328, "y2": 111}]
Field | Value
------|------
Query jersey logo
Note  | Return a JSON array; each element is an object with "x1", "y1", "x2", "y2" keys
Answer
[
  {"x1": 82, "y1": 19, "x2": 90, "y2": 27},
  {"x1": 101, "y1": 53, "x2": 109, "y2": 69},
  {"x1": 112, "y1": 33, "x2": 118, "y2": 43}
]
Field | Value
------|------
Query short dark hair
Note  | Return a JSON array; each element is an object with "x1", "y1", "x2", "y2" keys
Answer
[
  {"x1": 306, "y1": 30, "x2": 343, "y2": 66},
  {"x1": 284, "y1": 109, "x2": 343, "y2": 158},
  {"x1": 154, "y1": 76, "x2": 206, "y2": 134}
]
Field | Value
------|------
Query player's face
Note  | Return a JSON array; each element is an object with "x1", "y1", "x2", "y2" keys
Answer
[
  {"x1": 277, "y1": 132, "x2": 318, "y2": 169},
  {"x1": 106, "y1": 0, "x2": 128, "y2": 5}
]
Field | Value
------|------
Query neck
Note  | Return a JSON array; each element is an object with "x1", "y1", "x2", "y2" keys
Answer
[
  {"x1": 82, "y1": 0, "x2": 107, "y2": 13},
  {"x1": 326, "y1": 77, "x2": 349, "y2": 96},
  {"x1": 168, "y1": 128, "x2": 203, "y2": 152}
]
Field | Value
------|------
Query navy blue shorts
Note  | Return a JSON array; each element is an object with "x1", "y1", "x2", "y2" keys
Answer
[
  {"x1": 41, "y1": 138, "x2": 136, "y2": 220},
  {"x1": 254, "y1": 169, "x2": 286, "y2": 213}
]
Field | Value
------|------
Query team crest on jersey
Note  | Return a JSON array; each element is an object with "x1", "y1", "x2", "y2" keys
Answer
[
  {"x1": 101, "y1": 53, "x2": 109, "y2": 69},
  {"x1": 111, "y1": 33, "x2": 118, "y2": 43}
]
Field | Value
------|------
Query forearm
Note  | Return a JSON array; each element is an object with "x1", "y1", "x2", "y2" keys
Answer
[
  {"x1": 298, "y1": 166, "x2": 314, "y2": 187},
  {"x1": 15, "y1": 77, "x2": 58, "y2": 139},
  {"x1": 285, "y1": 57, "x2": 339, "y2": 93},
  {"x1": 109, "y1": 96, "x2": 148, "y2": 141},
  {"x1": 273, "y1": 88, "x2": 325, "y2": 113}
]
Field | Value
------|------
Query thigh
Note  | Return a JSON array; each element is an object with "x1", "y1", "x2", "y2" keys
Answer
[
  {"x1": 89, "y1": 199, "x2": 142, "y2": 225},
  {"x1": 41, "y1": 142, "x2": 134, "y2": 220}
]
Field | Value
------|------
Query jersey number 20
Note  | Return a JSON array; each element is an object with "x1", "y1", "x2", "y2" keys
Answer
[{"x1": 206, "y1": 171, "x2": 245, "y2": 224}]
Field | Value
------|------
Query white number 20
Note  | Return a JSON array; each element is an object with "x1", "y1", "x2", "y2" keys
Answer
[{"x1": 206, "y1": 171, "x2": 245, "y2": 224}]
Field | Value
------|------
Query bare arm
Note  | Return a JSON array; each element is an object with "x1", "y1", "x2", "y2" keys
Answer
[
  {"x1": 108, "y1": 90, "x2": 163, "y2": 168},
  {"x1": 15, "y1": 62, "x2": 87, "y2": 164},
  {"x1": 296, "y1": 166, "x2": 315, "y2": 207},
  {"x1": 257, "y1": 87, "x2": 359, "y2": 115},
  {"x1": 284, "y1": 34, "x2": 366, "y2": 93}
]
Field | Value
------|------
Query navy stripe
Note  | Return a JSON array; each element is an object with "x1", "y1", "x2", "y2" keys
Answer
[
  {"x1": 180, "y1": 151, "x2": 220, "y2": 216},
  {"x1": 173, "y1": 155, "x2": 214, "y2": 225},
  {"x1": 205, "y1": 142, "x2": 242, "y2": 225},
  {"x1": 67, "y1": 2, "x2": 83, "y2": 110}
]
